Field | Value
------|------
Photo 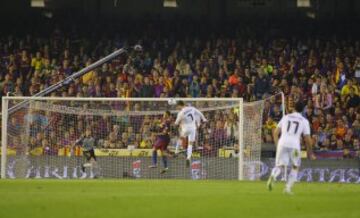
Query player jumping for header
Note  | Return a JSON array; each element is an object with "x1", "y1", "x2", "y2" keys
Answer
[
  {"x1": 267, "y1": 101, "x2": 314, "y2": 194},
  {"x1": 175, "y1": 101, "x2": 207, "y2": 168},
  {"x1": 148, "y1": 111, "x2": 173, "y2": 174}
]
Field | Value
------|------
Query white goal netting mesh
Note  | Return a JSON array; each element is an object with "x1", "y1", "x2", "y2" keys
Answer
[{"x1": 1, "y1": 96, "x2": 282, "y2": 180}]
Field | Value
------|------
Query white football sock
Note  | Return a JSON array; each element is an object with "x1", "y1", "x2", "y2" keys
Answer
[
  {"x1": 92, "y1": 162, "x2": 99, "y2": 177},
  {"x1": 72, "y1": 167, "x2": 78, "y2": 178},
  {"x1": 187, "y1": 144, "x2": 193, "y2": 160},
  {"x1": 271, "y1": 167, "x2": 281, "y2": 180},
  {"x1": 175, "y1": 139, "x2": 181, "y2": 154},
  {"x1": 90, "y1": 169, "x2": 94, "y2": 178},
  {"x1": 286, "y1": 169, "x2": 298, "y2": 191},
  {"x1": 80, "y1": 172, "x2": 87, "y2": 179},
  {"x1": 44, "y1": 166, "x2": 50, "y2": 178},
  {"x1": 35, "y1": 167, "x2": 41, "y2": 179},
  {"x1": 83, "y1": 163, "x2": 92, "y2": 168}
]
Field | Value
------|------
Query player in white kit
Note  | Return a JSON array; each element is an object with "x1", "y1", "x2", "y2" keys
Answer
[
  {"x1": 175, "y1": 101, "x2": 207, "y2": 167},
  {"x1": 267, "y1": 101, "x2": 314, "y2": 194}
]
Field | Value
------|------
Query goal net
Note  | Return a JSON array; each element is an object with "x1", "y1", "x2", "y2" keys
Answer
[{"x1": 1, "y1": 95, "x2": 283, "y2": 180}]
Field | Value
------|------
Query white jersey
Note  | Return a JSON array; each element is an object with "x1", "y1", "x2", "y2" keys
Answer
[
  {"x1": 175, "y1": 106, "x2": 207, "y2": 129},
  {"x1": 277, "y1": 112, "x2": 311, "y2": 150}
]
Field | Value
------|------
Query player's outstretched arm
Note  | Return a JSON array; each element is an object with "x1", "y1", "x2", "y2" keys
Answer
[
  {"x1": 304, "y1": 135, "x2": 316, "y2": 160},
  {"x1": 303, "y1": 119, "x2": 315, "y2": 160},
  {"x1": 74, "y1": 136, "x2": 84, "y2": 146},
  {"x1": 273, "y1": 117, "x2": 284, "y2": 146},
  {"x1": 174, "y1": 111, "x2": 183, "y2": 126},
  {"x1": 195, "y1": 108, "x2": 207, "y2": 123}
]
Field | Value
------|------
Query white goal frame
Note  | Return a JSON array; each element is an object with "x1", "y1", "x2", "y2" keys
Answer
[{"x1": 1, "y1": 97, "x2": 246, "y2": 180}]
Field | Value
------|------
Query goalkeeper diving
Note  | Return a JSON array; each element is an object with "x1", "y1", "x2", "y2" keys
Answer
[
  {"x1": 175, "y1": 101, "x2": 207, "y2": 167},
  {"x1": 74, "y1": 128, "x2": 100, "y2": 178}
]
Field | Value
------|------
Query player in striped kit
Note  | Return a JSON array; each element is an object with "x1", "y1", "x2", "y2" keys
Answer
[{"x1": 148, "y1": 111, "x2": 173, "y2": 174}]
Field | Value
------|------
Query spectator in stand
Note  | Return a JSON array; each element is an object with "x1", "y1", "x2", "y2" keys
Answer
[
  {"x1": 346, "y1": 87, "x2": 360, "y2": 108},
  {"x1": 228, "y1": 69, "x2": 240, "y2": 86},
  {"x1": 0, "y1": 20, "x2": 359, "y2": 157},
  {"x1": 254, "y1": 70, "x2": 270, "y2": 100},
  {"x1": 335, "y1": 119, "x2": 347, "y2": 139},
  {"x1": 263, "y1": 117, "x2": 277, "y2": 143},
  {"x1": 104, "y1": 132, "x2": 118, "y2": 149},
  {"x1": 341, "y1": 80, "x2": 359, "y2": 96},
  {"x1": 189, "y1": 75, "x2": 200, "y2": 97}
]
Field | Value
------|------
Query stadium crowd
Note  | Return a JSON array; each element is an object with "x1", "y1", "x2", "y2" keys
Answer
[{"x1": 1, "y1": 20, "x2": 359, "y2": 158}]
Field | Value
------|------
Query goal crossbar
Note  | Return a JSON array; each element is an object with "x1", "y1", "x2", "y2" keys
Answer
[{"x1": 3, "y1": 97, "x2": 242, "y2": 102}]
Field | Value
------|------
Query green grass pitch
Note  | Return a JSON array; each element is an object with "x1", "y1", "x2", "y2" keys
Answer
[{"x1": 0, "y1": 180, "x2": 359, "y2": 218}]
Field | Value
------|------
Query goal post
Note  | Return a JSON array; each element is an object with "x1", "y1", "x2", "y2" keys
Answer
[
  {"x1": 238, "y1": 98, "x2": 244, "y2": 180},
  {"x1": 1, "y1": 98, "x2": 8, "y2": 179},
  {"x1": 1, "y1": 95, "x2": 283, "y2": 180}
]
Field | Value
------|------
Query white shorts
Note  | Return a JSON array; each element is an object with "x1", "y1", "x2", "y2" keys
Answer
[
  {"x1": 180, "y1": 126, "x2": 196, "y2": 142},
  {"x1": 275, "y1": 146, "x2": 301, "y2": 167}
]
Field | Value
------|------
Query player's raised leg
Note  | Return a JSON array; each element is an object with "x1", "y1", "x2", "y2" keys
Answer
[
  {"x1": 267, "y1": 166, "x2": 281, "y2": 191},
  {"x1": 186, "y1": 130, "x2": 196, "y2": 167},
  {"x1": 174, "y1": 100, "x2": 207, "y2": 168},
  {"x1": 160, "y1": 150, "x2": 169, "y2": 174},
  {"x1": 175, "y1": 136, "x2": 187, "y2": 156},
  {"x1": 186, "y1": 147, "x2": 192, "y2": 167},
  {"x1": 175, "y1": 138, "x2": 181, "y2": 155},
  {"x1": 149, "y1": 147, "x2": 158, "y2": 168}
]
